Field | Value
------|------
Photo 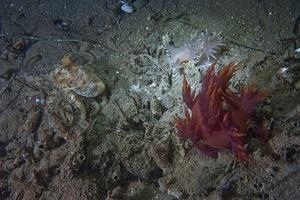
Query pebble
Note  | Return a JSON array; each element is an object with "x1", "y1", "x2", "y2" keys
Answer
[
  {"x1": 120, "y1": 2, "x2": 134, "y2": 13},
  {"x1": 294, "y1": 81, "x2": 300, "y2": 89}
]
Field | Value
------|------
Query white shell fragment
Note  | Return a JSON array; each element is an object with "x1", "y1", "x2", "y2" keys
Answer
[{"x1": 120, "y1": 1, "x2": 134, "y2": 13}]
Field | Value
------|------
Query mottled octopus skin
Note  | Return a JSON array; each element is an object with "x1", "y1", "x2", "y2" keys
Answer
[{"x1": 175, "y1": 63, "x2": 268, "y2": 163}]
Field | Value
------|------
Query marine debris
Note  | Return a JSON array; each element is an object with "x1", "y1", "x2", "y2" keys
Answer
[{"x1": 175, "y1": 63, "x2": 268, "y2": 163}]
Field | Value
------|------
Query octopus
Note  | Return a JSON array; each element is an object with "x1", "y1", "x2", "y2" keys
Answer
[{"x1": 48, "y1": 53, "x2": 106, "y2": 139}]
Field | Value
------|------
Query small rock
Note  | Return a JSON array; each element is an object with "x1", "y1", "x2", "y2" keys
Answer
[
  {"x1": 53, "y1": 19, "x2": 70, "y2": 31},
  {"x1": 120, "y1": 2, "x2": 135, "y2": 13},
  {"x1": 150, "y1": 96, "x2": 165, "y2": 118},
  {"x1": 294, "y1": 81, "x2": 300, "y2": 89}
]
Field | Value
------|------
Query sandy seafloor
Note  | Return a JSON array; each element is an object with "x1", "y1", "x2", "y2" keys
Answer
[{"x1": 0, "y1": 0, "x2": 300, "y2": 199}]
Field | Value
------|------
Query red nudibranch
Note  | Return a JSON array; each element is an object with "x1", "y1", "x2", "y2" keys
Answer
[{"x1": 175, "y1": 63, "x2": 269, "y2": 163}]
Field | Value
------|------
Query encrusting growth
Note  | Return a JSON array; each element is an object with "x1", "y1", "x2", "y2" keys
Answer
[{"x1": 175, "y1": 63, "x2": 268, "y2": 163}]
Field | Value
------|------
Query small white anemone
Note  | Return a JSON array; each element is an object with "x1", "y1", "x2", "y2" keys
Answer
[{"x1": 167, "y1": 31, "x2": 225, "y2": 68}]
